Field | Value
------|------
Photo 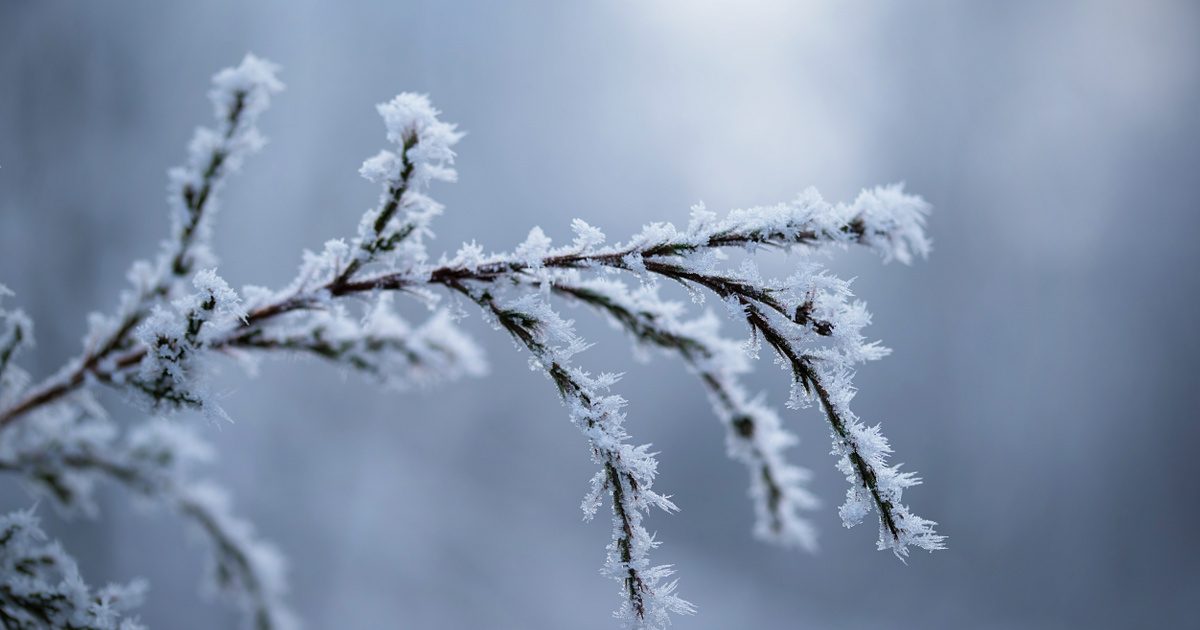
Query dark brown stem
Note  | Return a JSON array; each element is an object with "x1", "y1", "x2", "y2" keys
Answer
[
  {"x1": 172, "y1": 89, "x2": 247, "y2": 278},
  {"x1": 740, "y1": 301, "x2": 901, "y2": 541},
  {"x1": 448, "y1": 281, "x2": 652, "y2": 620},
  {"x1": 331, "y1": 131, "x2": 419, "y2": 287},
  {"x1": 549, "y1": 281, "x2": 797, "y2": 536},
  {"x1": 0, "y1": 322, "x2": 26, "y2": 381},
  {"x1": 0, "y1": 91, "x2": 253, "y2": 428},
  {"x1": 605, "y1": 460, "x2": 647, "y2": 619},
  {"x1": 0, "y1": 212, "x2": 864, "y2": 429}
]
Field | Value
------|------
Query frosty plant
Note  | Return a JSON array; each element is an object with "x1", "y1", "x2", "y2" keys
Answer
[{"x1": 0, "y1": 54, "x2": 944, "y2": 629}]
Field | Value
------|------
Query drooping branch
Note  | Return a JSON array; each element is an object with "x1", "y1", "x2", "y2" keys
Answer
[
  {"x1": 449, "y1": 283, "x2": 693, "y2": 627},
  {"x1": 0, "y1": 413, "x2": 294, "y2": 630},
  {"x1": 544, "y1": 277, "x2": 819, "y2": 549},
  {"x1": 740, "y1": 298, "x2": 944, "y2": 556}
]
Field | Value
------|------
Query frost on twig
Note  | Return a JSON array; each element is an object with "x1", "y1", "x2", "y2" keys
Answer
[
  {"x1": 0, "y1": 289, "x2": 32, "y2": 414},
  {"x1": 232, "y1": 295, "x2": 485, "y2": 389},
  {"x1": 0, "y1": 508, "x2": 146, "y2": 629},
  {"x1": 336, "y1": 93, "x2": 463, "y2": 285},
  {"x1": 0, "y1": 406, "x2": 295, "y2": 630},
  {"x1": 123, "y1": 270, "x2": 245, "y2": 419},
  {"x1": 455, "y1": 287, "x2": 694, "y2": 627},
  {"x1": 735, "y1": 268, "x2": 946, "y2": 557},
  {"x1": 424, "y1": 191, "x2": 941, "y2": 557},
  {"x1": 547, "y1": 277, "x2": 819, "y2": 550},
  {"x1": 0, "y1": 55, "x2": 283, "y2": 431},
  {"x1": 99, "y1": 53, "x2": 281, "y2": 350},
  {"x1": 166, "y1": 54, "x2": 284, "y2": 280},
  {"x1": 0, "y1": 52, "x2": 944, "y2": 630}
]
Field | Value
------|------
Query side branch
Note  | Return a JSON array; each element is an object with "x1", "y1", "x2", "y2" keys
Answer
[
  {"x1": 0, "y1": 421, "x2": 294, "y2": 630},
  {"x1": 741, "y1": 301, "x2": 944, "y2": 556},
  {"x1": 547, "y1": 279, "x2": 818, "y2": 549},
  {"x1": 451, "y1": 283, "x2": 692, "y2": 628}
]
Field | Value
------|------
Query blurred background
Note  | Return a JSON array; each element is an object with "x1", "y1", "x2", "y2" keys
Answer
[{"x1": 2, "y1": 1, "x2": 1198, "y2": 628}]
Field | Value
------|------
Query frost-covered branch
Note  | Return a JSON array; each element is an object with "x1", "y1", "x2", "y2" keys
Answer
[
  {"x1": 228, "y1": 295, "x2": 484, "y2": 389},
  {"x1": 0, "y1": 287, "x2": 32, "y2": 401},
  {"x1": 410, "y1": 195, "x2": 941, "y2": 555},
  {"x1": 510, "y1": 232, "x2": 943, "y2": 555},
  {"x1": 546, "y1": 277, "x2": 819, "y2": 550},
  {"x1": 737, "y1": 291, "x2": 945, "y2": 557},
  {"x1": 165, "y1": 54, "x2": 283, "y2": 280},
  {"x1": 451, "y1": 285, "x2": 693, "y2": 627},
  {"x1": 0, "y1": 52, "x2": 944, "y2": 629},
  {"x1": 314, "y1": 184, "x2": 930, "y2": 296},
  {"x1": 0, "y1": 407, "x2": 294, "y2": 630},
  {"x1": 119, "y1": 270, "x2": 247, "y2": 418},
  {"x1": 554, "y1": 260, "x2": 944, "y2": 555},
  {"x1": 0, "y1": 55, "x2": 282, "y2": 429},
  {"x1": 0, "y1": 508, "x2": 145, "y2": 629},
  {"x1": 334, "y1": 93, "x2": 463, "y2": 284}
]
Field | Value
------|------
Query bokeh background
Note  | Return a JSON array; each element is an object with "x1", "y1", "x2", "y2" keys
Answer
[{"x1": 2, "y1": 1, "x2": 1198, "y2": 628}]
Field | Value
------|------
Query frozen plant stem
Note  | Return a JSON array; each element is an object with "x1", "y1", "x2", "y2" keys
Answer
[
  {"x1": 448, "y1": 284, "x2": 692, "y2": 625},
  {"x1": 0, "y1": 56, "x2": 282, "y2": 428},
  {"x1": 544, "y1": 278, "x2": 819, "y2": 549},
  {"x1": 0, "y1": 53, "x2": 943, "y2": 629},
  {"x1": 0, "y1": 447, "x2": 287, "y2": 630}
]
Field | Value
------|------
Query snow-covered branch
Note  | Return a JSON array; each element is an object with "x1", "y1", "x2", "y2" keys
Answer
[
  {"x1": 0, "y1": 287, "x2": 32, "y2": 401},
  {"x1": 451, "y1": 285, "x2": 693, "y2": 627},
  {"x1": 0, "y1": 508, "x2": 146, "y2": 629},
  {"x1": 230, "y1": 295, "x2": 485, "y2": 389},
  {"x1": 0, "y1": 405, "x2": 295, "y2": 630},
  {"x1": 0, "y1": 53, "x2": 943, "y2": 629},
  {"x1": 546, "y1": 276, "x2": 819, "y2": 550},
  {"x1": 737, "y1": 288, "x2": 945, "y2": 557},
  {"x1": 0, "y1": 55, "x2": 282, "y2": 429},
  {"x1": 166, "y1": 54, "x2": 283, "y2": 280},
  {"x1": 335, "y1": 93, "x2": 463, "y2": 284}
]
